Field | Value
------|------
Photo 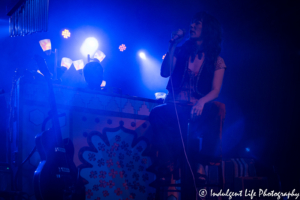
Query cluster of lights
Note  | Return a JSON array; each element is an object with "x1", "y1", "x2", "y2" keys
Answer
[
  {"x1": 62, "y1": 28, "x2": 167, "y2": 61},
  {"x1": 39, "y1": 30, "x2": 167, "y2": 91},
  {"x1": 119, "y1": 44, "x2": 126, "y2": 52},
  {"x1": 62, "y1": 29, "x2": 71, "y2": 39}
]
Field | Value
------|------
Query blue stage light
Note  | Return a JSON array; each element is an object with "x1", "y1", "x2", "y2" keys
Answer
[
  {"x1": 80, "y1": 37, "x2": 99, "y2": 57},
  {"x1": 139, "y1": 52, "x2": 146, "y2": 60},
  {"x1": 137, "y1": 52, "x2": 168, "y2": 93},
  {"x1": 246, "y1": 147, "x2": 250, "y2": 152}
]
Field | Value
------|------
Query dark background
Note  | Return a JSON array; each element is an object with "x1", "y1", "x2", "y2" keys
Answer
[{"x1": 1, "y1": 0, "x2": 299, "y2": 191}]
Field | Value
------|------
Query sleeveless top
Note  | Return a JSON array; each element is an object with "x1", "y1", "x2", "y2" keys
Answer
[{"x1": 165, "y1": 46, "x2": 226, "y2": 105}]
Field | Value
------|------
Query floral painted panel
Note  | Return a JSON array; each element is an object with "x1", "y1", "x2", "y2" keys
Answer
[{"x1": 79, "y1": 124, "x2": 156, "y2": 200}]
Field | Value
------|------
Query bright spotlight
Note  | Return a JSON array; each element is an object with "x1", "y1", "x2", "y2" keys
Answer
[
  {"x1": 80, "y1": 37, "x2": 99, "y2": 57},
  {"x1": 139, "y1": 52, "x2": 146, "y2": 59}
]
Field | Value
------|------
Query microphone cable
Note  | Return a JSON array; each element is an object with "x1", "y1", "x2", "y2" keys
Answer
[{"x1": 168, "y1": 42, "x2": 198, "y2": 199}]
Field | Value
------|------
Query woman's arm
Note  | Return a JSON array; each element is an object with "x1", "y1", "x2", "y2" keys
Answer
[
  {"x1": 191, "y1": 68, "x2": 225, "y2": 116},
  {"x1": 160, "y1": 29, "x2": 184, "y2": 77},
  {"x1": 160, "y1": 48, "x2": 177, "y2": 77}
]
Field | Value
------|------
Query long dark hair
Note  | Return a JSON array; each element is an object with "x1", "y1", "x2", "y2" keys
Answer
[{"x1": 181, "y1": 12, "x2": 222, "y2": 72}]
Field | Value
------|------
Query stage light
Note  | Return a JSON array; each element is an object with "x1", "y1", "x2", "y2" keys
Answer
[
  {"x1": 162, "y1": 54, "x2": 166, "y2": 59},
  {"x1": 61, "y1": 57, "x2": 73, "y2": 70},
  {"x1": 37, "y1": 70, "x2": 44, "y2": 76},
  {"x1": 80, "y1": 37, "x2": 99, "y2": 57},
  {"x1": 101, "y1": 80, "x2": 106, "y2": 87},
  {"x1": 39, "y1": 39, "x2": 51, "y2": 51},
  {"x1": 94, "y1": 50, "x2": 106, "y2": 62},
  {"x1": 119, "y1": 44, "x2": 126, "y2": 52},
  {"x1": 62, "y1": 29, "x2": 71, "y2": 38},
  {"x1": 246, "y1": 148, "x2": 250, "y2": 152},
  {"x1": 155, "y1": 92, "x2": 166, "y2": 100},
  {"x1": 73, "y1": 59, "x2": 84, "y2": 70},
  {"x1": 138, "y1": 53, "x2": 169, "y2": 92},
  {"x1": 139, "y1": 52, "x2": 146, "y2": 60}
]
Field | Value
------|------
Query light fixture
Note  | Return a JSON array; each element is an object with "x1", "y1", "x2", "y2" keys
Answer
[
  {"x1": 61, "y1": 57, "x2": 73, "y2": 70},
  {"x1": 155, "y1": 92, "x2": 166, "y2": 100},
  {"x1": 162, "y1": 54, "x2": 166, "y2": 59},
  {"x1": 80, "y1": 37, "x2": 99, "y2": 57},
  {"x1": 93, "y1": 50, "x2": 106, "y2": 62},
  {"x1": 139, "y1": 52, "x2": 146, "y2": 60},
  {"x1": 119, "y1": 44, "x2": 126, "y2": 52},
  {"x1": 101, "y1": 80, "x2": 106, "y2": 87},
  {"x1": 39, "y1": 39, "x2": 51, "y2": 51},
  {"x1": 62, "y1": 29, "x2": 71, "y2": 38},
  {"x1": 73, "y1": 60, "x2": 84, "y2": 70}
]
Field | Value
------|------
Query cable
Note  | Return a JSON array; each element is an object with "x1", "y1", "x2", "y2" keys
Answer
[{"x1": 169, "y1": 50, "x2": 197, "y2": 199}]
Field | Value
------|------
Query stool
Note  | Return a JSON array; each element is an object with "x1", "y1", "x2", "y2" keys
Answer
[{"x1": 151, "y1": 101, "x2": 226, "y2": 200}]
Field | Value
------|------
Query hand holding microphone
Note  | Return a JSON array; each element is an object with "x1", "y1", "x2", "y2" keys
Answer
[{"x1": 169, "y1": 29, "x2": 186, "y2": 44}]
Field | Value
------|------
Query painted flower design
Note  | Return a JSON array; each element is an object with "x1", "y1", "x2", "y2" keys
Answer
[
  {"x1": 89, "y1": 171, "x2": 97, "y2": 179},
  {"x1": 147, "y1": 193, "x2": 156, "y2": 200},
  {"x1": 98, "y1": 143, "x2": 106, "y2": 151},
  {"x1": 102, "y1": 190, "x2": 109, "y2": 197},
  {"x1": 108, "y1": 180, "x2": 115, "y2": 188},
  {"x1": 116, "y1": 160, "x2": 124, "y2": 168},
  {"x1": 123, "y1": 180, "x2": 129, "y2": 190},
  {"x1": 119, "y1": 153, "x2": 125, "y2": 160},
  {"x1": 106, "y1": 149, "x2": 116, "y2": 158},
  {"x1": 141, "y1": 158, "x2": 147, "y2": 165},
  {"x1": 126, "y1": 161, "x2": 134, "y2": 171},
  {"x1": 92, "y1": 184, "x2": 99, "y2": 191},
  {"x1": 142, "y1": 173, "x2": 149, "y2": 182},
  {"x1": 108, "y1": 169, "x2": 118, "y2": 178},
  {"x1": 132, "y1": 181, "x2": 140, "y2": 190},
  {"x1": 133, "y1": 153, "x2": 140, "y2": 162},
  {"x1": 129, "y1": 193, "x2": 136, "y2": 199},
  {"x1": 99, "y1": 180, "x2": 107, "y2": 188},
  {"x1": 80, "y1": 129, "x2": 155, "y2": 199},
  {"x1": 119, "y1": 170, "x2": 125, "y2": 178},
  {"x1": 106, "y1": 159, "x2": 113, "y2": 168},
  {"x1": 126, "y1": 149, "x2": 132, "y2": 156},
  {"x1": 139, "y1": 185, "x2": 146, "y2": 193},
  {"x1": 88, "y1": 153, "x2": 96, "y2": 161},
  {"x1": 97, "y1": 158, "x2": 105, "y2": 167},
  {"x1": 98, "y1": 171, "x2": 107, "y2": 179},
  {"x1": 114, "y1": 188, "x2": 123, "y2": 196},
  {"x1": 111, "y1": 142, "x2": 120, "y2": 151},
  {"x1": 132, "y1": 172, "x2": 139, "y2": 181},
  {"x1": 86, "y1": 189, "x2": 93, "y2": 199},
  {"x1": 121, "y1": 141, "x2": 129, "y2": 150}
]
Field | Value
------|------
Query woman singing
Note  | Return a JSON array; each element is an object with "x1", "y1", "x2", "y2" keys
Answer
[{"x1": 149, "y1": 11, "x2": 226, "y2": 178}]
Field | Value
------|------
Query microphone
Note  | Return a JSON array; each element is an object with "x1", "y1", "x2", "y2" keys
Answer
[{"x1": 169, "y1": 29, "x2": 186, "y2": 43}]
